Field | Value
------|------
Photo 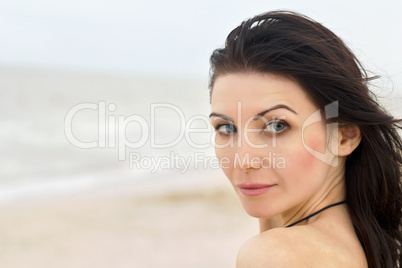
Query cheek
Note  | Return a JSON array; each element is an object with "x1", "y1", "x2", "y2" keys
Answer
[
  {"x1": 215, "y1": 146, "x2": 230, "y2": 163},
  {"x1": 283, "y1": 133, "x2": 326, "y2": 175},
  {"x1": 214, "y1": 147, "x2": 234, "y2": 179},
  {"x1": 286, "y1": 147, "x2": 316, "y2": 174},
  {"x1": 303, "y1": 123, "x2": 328, "y2": 154}
]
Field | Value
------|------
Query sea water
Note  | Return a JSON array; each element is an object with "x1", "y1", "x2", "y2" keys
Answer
[{"x1": 0, "y1": 66, "x2": 217, "y2": 205}]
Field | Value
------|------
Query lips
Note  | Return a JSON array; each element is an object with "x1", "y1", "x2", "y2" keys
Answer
[{"x1": 237, "y1": 183, "x2": 276, "y2": 196}]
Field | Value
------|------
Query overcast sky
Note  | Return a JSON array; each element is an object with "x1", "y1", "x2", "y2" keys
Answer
[{"x1": 0, "y1": 0, "x2": 401, "y2": 90}]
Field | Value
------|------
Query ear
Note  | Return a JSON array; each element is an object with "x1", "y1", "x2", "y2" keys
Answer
[{"x1": 337, "y1": 125, "x2": 361, "y2": 157}]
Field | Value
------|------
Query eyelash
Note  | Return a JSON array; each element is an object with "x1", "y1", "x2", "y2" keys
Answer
[
  {"x1": 263, "y1": 119, "x2": 290, "y2": 135},
  {"x1": 215, "y1": 123, "x2": 237, "y2": 136},
  {"x1": 214, "y1": 120, "x2": 290, "y2": 136}
]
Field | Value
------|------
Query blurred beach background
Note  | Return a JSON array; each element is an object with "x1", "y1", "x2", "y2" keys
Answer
[{"x1": 0, "y1": 1, "x2": 401, "y2": 267}]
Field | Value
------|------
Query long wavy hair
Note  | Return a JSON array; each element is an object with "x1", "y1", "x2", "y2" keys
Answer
[{"x1": 209, "y1": 11, "x2": 402, "y2": 268}]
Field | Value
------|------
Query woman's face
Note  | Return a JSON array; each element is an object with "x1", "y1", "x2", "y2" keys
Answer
[{"x1": 210, "y1": 72, "x2": 337, "y2": 219}]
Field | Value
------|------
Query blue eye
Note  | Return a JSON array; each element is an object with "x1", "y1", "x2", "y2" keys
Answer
[
  {"x1": 216, "y1": 124, "x2": 237, "y2": 135},
  {"x1": 265, "y1": 120, "x2": 289, "y2": 134}
]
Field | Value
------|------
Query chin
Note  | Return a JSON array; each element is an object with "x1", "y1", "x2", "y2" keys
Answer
[
  {"x1": 240, "y1": 201, "x2": 277, "y2": 219},
  {"x1": 245, "y1": 210, "x2": 268, "y2": 218}
]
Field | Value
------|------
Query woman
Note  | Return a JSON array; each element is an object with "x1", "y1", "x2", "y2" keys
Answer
[{"x1": 208, "y1": 11, "x2": 401, "y2": 267}]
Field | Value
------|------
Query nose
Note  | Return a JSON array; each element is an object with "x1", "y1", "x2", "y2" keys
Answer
[{"x1": 235, "y1": 131, "x2": 264, "y2": 172}]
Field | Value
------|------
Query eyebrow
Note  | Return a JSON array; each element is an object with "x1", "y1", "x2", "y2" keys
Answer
[
  {"x1": 209, "y1": 113, "x2": 234, "y2": 122},
  {"x1": 253, "y1": 104, "x2": 298, "y2": 119},
  {"x1": 209, "y1": 104, "x2": 297, "y2": 121}
]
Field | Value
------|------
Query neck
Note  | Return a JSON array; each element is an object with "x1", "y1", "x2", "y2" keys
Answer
[{"x1": 259, "y1": 163, "x2": 346, "y2": 233}]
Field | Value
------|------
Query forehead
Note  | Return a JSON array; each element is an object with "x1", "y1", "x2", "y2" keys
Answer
[{"x1": 211, "y1": 73, "x2": 316, "y2": 116}]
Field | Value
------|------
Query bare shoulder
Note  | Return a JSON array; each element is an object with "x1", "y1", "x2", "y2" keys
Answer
[
  {"x1": 236, "y1": 225, "x2": 366, "y2": 268},
  {"x1": 236, "y1": 227, "x2": 307, "y2": 268}
]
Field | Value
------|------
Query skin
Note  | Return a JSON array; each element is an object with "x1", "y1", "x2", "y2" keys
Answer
[{"x1": 210, "y1": 72, "x2": 367, "y2": 267}]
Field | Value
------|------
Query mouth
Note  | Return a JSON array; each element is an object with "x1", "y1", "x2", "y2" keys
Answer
[{"x1": 237, "y1": 183, "x2": 276, "y2": 196}]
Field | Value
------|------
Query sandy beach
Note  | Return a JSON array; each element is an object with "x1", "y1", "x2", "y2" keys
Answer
[{"x1": 0, "y1": 170, "x2": 257, "y2": 268}]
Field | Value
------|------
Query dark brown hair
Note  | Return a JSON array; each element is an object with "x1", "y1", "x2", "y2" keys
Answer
[{"x1": 209, "y1": 11, "x2": 402, "y2": 268}]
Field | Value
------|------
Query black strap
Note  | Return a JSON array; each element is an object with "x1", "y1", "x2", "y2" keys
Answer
[{"x1": 285, "y1": 201, "x2": 347, "y2": 228}]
